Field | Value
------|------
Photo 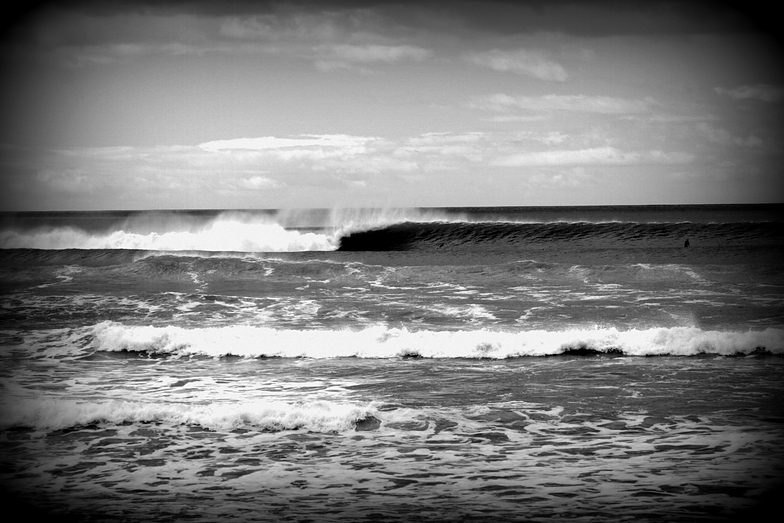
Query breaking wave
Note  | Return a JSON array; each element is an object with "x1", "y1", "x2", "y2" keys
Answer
[
  {"x1": 0, "y1": 208, "x2": 464, "y2": 252},
  {"x1": 0, "y1": 396, "x2": 378, "y2": 433},
  {"x1": 2, "y1": 207, "x2": 781, "y2": 253},
  {"x1": 23, "y1": 322, "x2": 784, "y2": 359},
  {"x1": 0, "y1": 219, "x2": 335, "y2": 252}
]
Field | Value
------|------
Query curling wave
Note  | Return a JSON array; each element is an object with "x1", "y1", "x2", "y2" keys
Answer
[{"x1": 338, "y1": 220, "x2": 784, "y2": 251}]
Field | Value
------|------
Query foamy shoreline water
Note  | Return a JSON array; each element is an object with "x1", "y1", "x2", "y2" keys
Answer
[{"x1": 2, "y1": 356, "x2": 783, "y2": 522}]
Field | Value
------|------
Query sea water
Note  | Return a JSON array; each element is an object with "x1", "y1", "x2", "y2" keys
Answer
[{"x1": 1, "y1": 205, "x2": 783, "y2": 522}]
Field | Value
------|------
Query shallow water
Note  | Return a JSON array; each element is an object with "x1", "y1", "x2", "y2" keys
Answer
[{"x1": 2, "y1": 356, "x2": 784, "y2": 522}]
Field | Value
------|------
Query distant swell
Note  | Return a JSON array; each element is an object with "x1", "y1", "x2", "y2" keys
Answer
[{"x1": 338, "y1": 221, "x2": 784, "y2": 251}]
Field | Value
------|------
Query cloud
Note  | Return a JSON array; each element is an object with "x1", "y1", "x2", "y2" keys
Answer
[
  {"x1": 14, "y1": 5, "x2": 428, "y2": 71},
  {"x1": 35, "y1": 167, "x2": 91, "y2": 192},
  {"x1": 217, "y1": 10, "x2": 432, "y2": 71},
  {"x1": 219, "y1": 10, "x2": 381, "y2": 43},
  {"x1": 199, "y1": 135, "x2": 375, "y2": 159},
  {"x1": 404, "y1": 132, "x2": 486, "y2": 146},
  {"x1": 237, "y1": 176, "x2": 284, "y2": 190},
  {"x1": 529, "y1": 167, "x2": 593, "y2": 189},
  {"x1": 464, "y1": 49, "x2": 567, "y2": 81},
  {"x1": 314, "y1": 155, "x2": 419, "y2": 174},
  {"x1": 321, "y1": 44, "x2": 431, "y2": 63},
  {"x1": 492, "y1": 146, "x2": 693, "y2": 167},
  {"x1": 516, "y1": 131, "x2": 570, "y2": 145},
  {"x1": 199, "y1": 133, "x2": 489, "y2": 173},
  {"x1": 696, "y1": 123, "x2": 764, "y2": 149},
  {"x1": 714, "y1": 84, "x2": 784, "y2": 103},
  {"x1": 197, "y1": 134, "x2": 427, "y2": 174},
  {"x1": 473, "y1": 94, "x2": 656, "y2": 114},
  {"x1": 486, "y1": 115, "x2": 550, "y2": 123},
  {"x1": 54, "y1": 42, "x2": 213, "y2": 68},
  {"x1": 220, "y1": 14, "x2": 290, "y2": 41},
  {"x1": 199, "y1": 135, "x2": 372, "y2": 151},
  {"x1": 314, "y1": 44, "x2": 432, "y2": 71},
  {"x1": 395, "y1": 132, "x2": 488, "y2": 163}
]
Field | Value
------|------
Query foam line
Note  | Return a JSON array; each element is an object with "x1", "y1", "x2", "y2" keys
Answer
[{"x1": 24, "y1": 322, "x2": 784, "y2": 359}]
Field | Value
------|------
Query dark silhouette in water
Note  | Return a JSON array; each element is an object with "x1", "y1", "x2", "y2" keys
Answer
[{"x1": 684, "y1": 239, "x2": 690, "y2": 248}]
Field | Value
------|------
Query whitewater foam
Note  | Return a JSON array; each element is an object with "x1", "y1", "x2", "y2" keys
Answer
[
  {"x1": 17, "y1": 322, "x2": 784, "y2": 359},
  {"x1": 0, "y1": 213, "x2": 337, "y2": 252}
]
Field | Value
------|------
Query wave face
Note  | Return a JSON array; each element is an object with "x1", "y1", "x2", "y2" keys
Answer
[{"x1": 338, "y1": 220, "x2": 784, "y2": 251}]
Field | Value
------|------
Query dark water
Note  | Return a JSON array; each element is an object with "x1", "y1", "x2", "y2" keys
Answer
[{"x1": 1, "y1": 205, "x2": 783, "y2": 521}]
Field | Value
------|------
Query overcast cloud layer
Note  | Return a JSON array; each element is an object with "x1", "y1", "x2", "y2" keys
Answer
[{"x1": 0, "y1": 0, "x2": 782, "y2": 210}]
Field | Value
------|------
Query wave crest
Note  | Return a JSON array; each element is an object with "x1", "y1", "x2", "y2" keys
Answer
[
  {"x1": 0, "y1": 397, "x2": 377, "y2": 432},
  {"x1": 25, "y1": 322, "x2": 784, "y2": 359}
]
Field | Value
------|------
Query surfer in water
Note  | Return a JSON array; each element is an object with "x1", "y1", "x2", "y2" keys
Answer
[{"x1": 684, "y1": 239, "x2": 690, "y2": 248}]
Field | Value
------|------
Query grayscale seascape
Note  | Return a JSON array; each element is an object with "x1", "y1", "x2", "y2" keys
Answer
[{"x1": 1, "y1": 1, "x2": 782, "y2": 522}]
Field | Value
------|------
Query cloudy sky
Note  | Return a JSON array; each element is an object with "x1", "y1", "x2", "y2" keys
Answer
[{"x1": 0, "y1": 0, "x2": 782, "y2": 210}]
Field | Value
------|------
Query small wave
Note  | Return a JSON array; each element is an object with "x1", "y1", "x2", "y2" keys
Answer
[
  {"x1": 0, "y1": 396, "x2": 377, "y2": 433},
  {"x1": 24, "y1": 322, "x2": 784, "y2": 359}
]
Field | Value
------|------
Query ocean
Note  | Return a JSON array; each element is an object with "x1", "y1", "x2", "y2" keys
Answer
[{"x1": 0, "y1": 204, "x2": 783, "y2": 522}]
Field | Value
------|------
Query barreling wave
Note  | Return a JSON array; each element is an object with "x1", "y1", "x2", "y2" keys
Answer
[
  {"x1": 338, "y1": 220, "x2": 784, "y2": 251},
  {"x1": 25, "y1": 322, "x2": 784, "y2": 359},
  {"x1": 3, "y1": 207, "x2": 781, "y2": 253},
  {"x1": 0, "y1": 396, "x2": 378, "y2": 433},
  {"x1": 0, "y1": 208, "x2": 464, "y2": 252}
]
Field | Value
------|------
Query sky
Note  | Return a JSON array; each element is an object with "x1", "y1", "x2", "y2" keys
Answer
[{"x1": 0, "y1": 0, "x2": 782, "y2": 210}]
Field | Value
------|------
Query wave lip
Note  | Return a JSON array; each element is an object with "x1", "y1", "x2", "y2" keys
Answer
[{"x1": 23, "y1": 322, "x2": 784, "y2": 359}]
